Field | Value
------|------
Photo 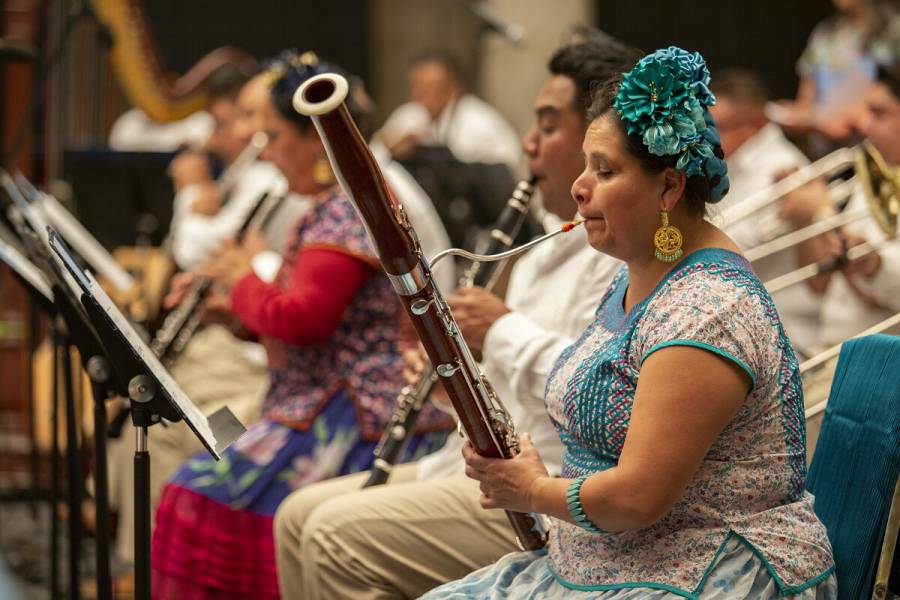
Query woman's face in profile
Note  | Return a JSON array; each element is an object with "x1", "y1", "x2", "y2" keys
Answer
[
  {"x1": 261, "y1": 99, "x2": 323, "y2": 194},
  {"x1": 570, "y1": 113, "x2": 663, "y2": 259}
]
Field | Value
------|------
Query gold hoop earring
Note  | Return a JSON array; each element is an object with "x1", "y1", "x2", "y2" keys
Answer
[
  {"x1": 313, "y1": 156, "x2": 335, "y2": 186},
  {"x1": 653, "y1": 210, "x2": 683, "y2": 263}
]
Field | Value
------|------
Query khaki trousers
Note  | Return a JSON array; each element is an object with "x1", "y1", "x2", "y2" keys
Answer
[
  {"x1": 106, "y1": 325, "x2": 267, "y2": 563},
  {"x1": 274, "y1": 464, "x2": 519, "y2": 600}
]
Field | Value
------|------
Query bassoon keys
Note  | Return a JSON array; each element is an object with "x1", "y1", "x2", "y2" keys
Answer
[{"x1": 363, "y1": 176, "x2": 536, "y2": 488}]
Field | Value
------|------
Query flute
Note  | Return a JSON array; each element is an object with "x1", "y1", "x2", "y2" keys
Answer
[
  {"x1": 150, "y1": 190, "x2": 283, "y2": 362},
  {"x1": 363, "y1": 176, "x2": 536, "y2": 488},
  {"x1": 293, "y1": 74, "x2": 549, "y2": 550}
]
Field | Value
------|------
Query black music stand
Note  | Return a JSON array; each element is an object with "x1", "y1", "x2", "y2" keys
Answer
[
  {"x1": 4, "y1": 171, "x2": 117, "y2": 599},
  {"x1": 50, "y1": 230, "x2": 245, "y2": 600}
]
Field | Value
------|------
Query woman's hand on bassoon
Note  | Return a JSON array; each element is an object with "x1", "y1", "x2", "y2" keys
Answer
[
  {"x1": 446, "y1": 287, "x2": 511, "y2": 352},
  {"x1": 462, "y1": 433, "x2": 551, "y2": 513}
]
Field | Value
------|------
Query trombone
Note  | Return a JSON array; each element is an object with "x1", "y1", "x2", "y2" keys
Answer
[
  {"x1": 735, "y1": 143, "x2": 899, "y2": 264},
  {"x1": 719, "y1": 145, "x2": 861, "y2": 227},
  {"x1": 735, "y1": 142, "x2": 900, "y2": 293},
  {"x1": 731, "y1": 142, "x2": 900, "y2": 414}
]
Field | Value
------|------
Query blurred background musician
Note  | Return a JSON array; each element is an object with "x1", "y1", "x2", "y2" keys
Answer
[
  {"x1": 781, "y1": 62, "x2": 900, "y2": 350},
  {"x1": 783, "y1": 60, "x2": 900, "y2": 458},
  {"x1": 167, "y1": 59, "x2": 297, "y2": 274},
  {"x1": 107, "y1": 107, "x2": 213, "y2": 153},
  {"x1": 771, "y1": 0, "x2": 900, "y2": 157},
  {"x1": 149, "y1": 57, "x2": 452, "y2": 600},
  {"x1": 374, "y1": 50, "x2": 526, "y2": 249},
  {"x1": 376, "y1": 50, "x2": 519, "y2": 169},
  {"x1": 708, "y1": 69, "x2": 824, "y2": 358},
  {"x1": 273, "y1": 36, "x2": 640, "y2": 600}
]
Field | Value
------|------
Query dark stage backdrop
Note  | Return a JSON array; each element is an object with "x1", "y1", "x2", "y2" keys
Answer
[
  {"x1": 595, "y1": 0, "x2": 834, "y2": 99},
  {"x1": 140, "y1": 0, "x2": 369, "y2": 86}
]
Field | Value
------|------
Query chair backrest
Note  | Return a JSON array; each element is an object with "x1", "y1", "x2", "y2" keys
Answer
[{"x1": 807, "y1": 334, "x2": 900, "y2": 600}]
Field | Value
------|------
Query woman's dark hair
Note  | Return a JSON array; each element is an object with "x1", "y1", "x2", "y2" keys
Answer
[
  {"x1": 268, "y1": 57, "x2": 370, "y2": 137},
  {"x1": 585, "y1": 76, "x2": 723, "y2": 214},
  {"x1": 207, "y1": 62, "x2": 259, "y2": 101}
]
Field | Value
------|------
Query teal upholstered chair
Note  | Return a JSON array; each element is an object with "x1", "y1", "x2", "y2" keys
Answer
[{"x1": 806, "y1": 334, "x2": 900, "y2": 600}]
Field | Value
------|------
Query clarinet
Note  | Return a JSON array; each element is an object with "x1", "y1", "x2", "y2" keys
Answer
[
  {"x1": 150, "y1": 190, "x2": 280, "y2": 362},
  {"x1": 363, "y1": 176, "x2": 536, "y2": 488},
  {"x1": 294, "y1": 74, "x2": 548, "y2": 550}
]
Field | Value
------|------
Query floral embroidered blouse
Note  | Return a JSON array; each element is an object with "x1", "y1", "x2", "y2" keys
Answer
[
  {"x1": 544, "y1": 248, "x2": 834, "y2": 595},
  {"x1": 233, "y1": 186, "x2": 451, "y2": 439}
]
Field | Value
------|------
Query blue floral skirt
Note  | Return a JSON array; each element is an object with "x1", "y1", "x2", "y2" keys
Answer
[
  {"x1": 151, "y1": 389, "x2": 448, "y2": 600},
  {"x1": 420, "y1": 535, "x2": 838, "y2": 599}
]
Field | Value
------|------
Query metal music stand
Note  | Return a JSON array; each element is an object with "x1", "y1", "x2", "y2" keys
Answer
[
  {"x1": 2, "y1": 195, "x2": 117, "y2": 599},
  {"x1": 49, "y1": 230, "x2": 246, "y2": 600},
  {"x1": 0, "y1": 225, "x2": 66, "y2": 597}
]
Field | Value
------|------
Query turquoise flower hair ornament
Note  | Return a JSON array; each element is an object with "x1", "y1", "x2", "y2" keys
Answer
[{"x1": 612, "y1": 46, "x2": 729, "y2": 202}]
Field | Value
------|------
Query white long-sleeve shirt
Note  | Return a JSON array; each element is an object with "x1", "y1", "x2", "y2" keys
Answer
[
  {"x1": 170, "y1": 161, "x2": 290, "y2": 270},
  {"x1": 417, "y1": 213, "x2": 621, "y2": 480},
  {"x1": 243, "y1": 151, "x2": 455, "y2": 294},
  {"x1": 716, "y1": 123, "x2": 823, "y2": 357},
  {"x1": 378, "y1": 94, "x2": 521, "y2": 171},
  {"x1": 109, "y1": 108, "x2": 213, "y2": 152},
  {"x1": 819, "y1": 187, "x2": 900, "y2": 346}
]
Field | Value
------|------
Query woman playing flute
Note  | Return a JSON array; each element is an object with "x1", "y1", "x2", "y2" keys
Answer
[{"x1": 150, "y1": 53, "x2": 451, "y2": 600}]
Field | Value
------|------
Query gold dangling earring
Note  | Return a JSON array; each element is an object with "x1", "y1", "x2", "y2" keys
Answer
[
  {"x1": 312, "y1": 155, "x2": 335, "y2": 186},
  {"x1": 653, "y1": 210, "x2": 683, "y2": 263}
]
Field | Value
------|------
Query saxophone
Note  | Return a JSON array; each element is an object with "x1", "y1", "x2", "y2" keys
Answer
[
  {"x1": 293, "y1": 73, "x2": 548, "y2": 550},
  {"x1": 363, "y1": 177, "x2": 536, "y2": 488}
]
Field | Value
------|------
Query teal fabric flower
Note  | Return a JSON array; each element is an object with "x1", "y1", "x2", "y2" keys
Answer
[
  {"x1": 676, "y1": 139, "x2": 713, "y2": 177},
  {"x1": 644, "y1": 123, "x2": 680, "y2": 155},
  {"x1": 612, "y1": 45, "x2": 730, "y2": 203},
  {"x1": 613, "y1": 60, "x2": 688, "y2": 135}
]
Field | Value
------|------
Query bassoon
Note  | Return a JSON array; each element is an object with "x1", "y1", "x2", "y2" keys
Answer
[
  {"x1": 363, "y1": 176, "x2": 536, "y2": 488},
  {"x1": 149, "y1": 190, "x2": 284, "y2": 362},
  {"x1": 293, "y1": 73, "x2": 548, "y2": 550}
]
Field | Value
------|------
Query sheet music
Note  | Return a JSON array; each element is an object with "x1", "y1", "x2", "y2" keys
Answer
[
  {"x1": 1, "y1": 170, "x2": 52, "y2": 245},
  {"x1": 38, "y1": 192, "x2": 135, "y2": 293},
  {"x1": 48, "y1": 230, "x2": 220, "y2": 454},
  {"x1": 0, "y1": 237, "x2": 52, "y2": 300},
  {"x1": 3, "y1": 170, "x2": 135, "y2": 293}
]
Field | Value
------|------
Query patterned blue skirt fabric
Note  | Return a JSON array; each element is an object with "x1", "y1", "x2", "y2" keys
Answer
[{"x1": 419, "y1": 535, "x2": 838, "y2": 599}]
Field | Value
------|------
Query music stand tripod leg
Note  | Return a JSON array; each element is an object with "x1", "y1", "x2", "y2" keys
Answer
[
  {"x1": 86, "y1": 357, "x2": 113, "y2": 600},
  {"x1": 27, "y1": 301, "x2": 40, "y2": 520},
  {"x1": 50, "y1": 326, "x2": 61, "y2": 599},
  {"x1": 129, "y1": 375, "x2": 156, "y2": 600},
  {"x1": 60, "y1": 333, "x2": 83, "y2": 600}
]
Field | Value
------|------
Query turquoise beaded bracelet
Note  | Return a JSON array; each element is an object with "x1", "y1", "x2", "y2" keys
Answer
[{"x1": 565, "y1": 475, "x2": 604, "y2": 533}]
